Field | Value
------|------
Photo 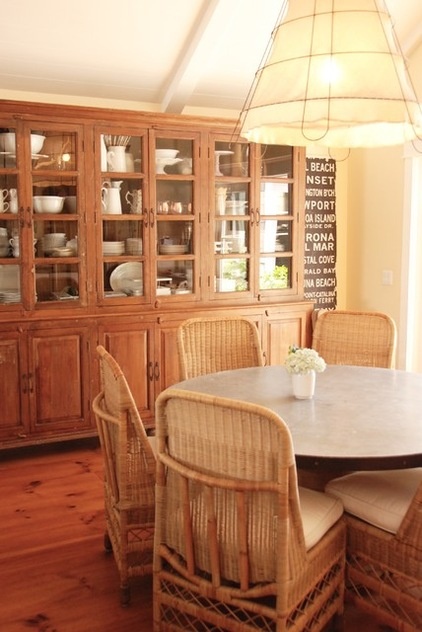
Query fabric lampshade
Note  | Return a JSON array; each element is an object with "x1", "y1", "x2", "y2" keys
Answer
[{"x1": 239, "y1": 0, "x2": 422, "y2": 148}]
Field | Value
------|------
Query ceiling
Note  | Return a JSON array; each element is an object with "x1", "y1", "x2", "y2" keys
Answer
[{"x1": 1, "y1": 0, "x2": 422, "y2": 115}]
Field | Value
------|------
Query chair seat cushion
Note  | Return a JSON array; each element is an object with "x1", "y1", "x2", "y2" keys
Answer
[
  {"x1": 148, "y1": 435, "x2": 157, "y2": 454},
  {"x1": 325, "y1": 468, "x2": 422, "y2": 534},
  {"x1": 299, "y1": 486, "x2": 344, "y2": 550}
]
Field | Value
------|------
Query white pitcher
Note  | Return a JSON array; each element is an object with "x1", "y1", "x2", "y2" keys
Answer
[
  {"x1": 9, "y1": 188, "x2": 18, "y2": 214},
  {"x1": 9, "y1": 235, "x2": 19, "y2": 257},
  {"x1": 107, "y1": 146, "x2": 127, "y2": 172},
  {"x1": 102, "y1": 180, "x2": 122, "y2": 214}
]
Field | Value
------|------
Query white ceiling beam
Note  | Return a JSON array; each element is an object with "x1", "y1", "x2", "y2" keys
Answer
[{"x1": 160, "y1": 0, "x2": 225, "y2": 113}]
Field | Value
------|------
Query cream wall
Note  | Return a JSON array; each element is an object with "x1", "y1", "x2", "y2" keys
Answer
[{"x1": 341, "y1": 40, "x2": 422, "y2": 368}]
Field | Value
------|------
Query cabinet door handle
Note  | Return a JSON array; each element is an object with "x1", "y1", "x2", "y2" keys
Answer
[
  {"x1": 28, "y1": 372, "x2": 34, "y2": 393},
  {"x1": 154, "y1": 361, "x2": 160, "y2": 380},
  {"x1": 143, "y1": 208, "x2": 148, "y2": 227},
  {"x1": 150, "y1": 208, "x2": 155, "y2": 228},
  {"x1": 256, "y1": 209, "x2": 261, "y2": 225},
  {"x1": 148, "y1": 361, "x2": 154, "y2": 381},
  {"x1": 26, "y1": 206, "x2": 32, "y2": 227}
]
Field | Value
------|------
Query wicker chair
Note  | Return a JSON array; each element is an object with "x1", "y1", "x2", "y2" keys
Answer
[
  {"x1": 153, "y1": 388, "x2": 346, "y2": 632},
  {"x1": 92, "y1": 345, "x2": 156, "y2": 605},
  {"x1": 325, "y1": 469, "x2": 422, "y2": 632},
  {"x1": 177, "y1": 316, "x2": 264, "y2": 379},
  {"x1": 312, "y1": 310, "x2": 397, "y2": 368}
]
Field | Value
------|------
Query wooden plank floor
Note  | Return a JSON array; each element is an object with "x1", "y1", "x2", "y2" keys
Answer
[{"x1": 0, "y1": 440, "x2": 392, "y2": 632}]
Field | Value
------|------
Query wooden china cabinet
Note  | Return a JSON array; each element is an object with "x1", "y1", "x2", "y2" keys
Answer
[{"x1": 0, "y1": 100, "x2": 312, "y2": 448}]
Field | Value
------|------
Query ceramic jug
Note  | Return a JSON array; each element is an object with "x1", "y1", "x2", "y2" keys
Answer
[
  {"x1": 9, "y1": 236, "x2": 19, "y2": 257},
  {"x1": 102, "y1": 181, "x2": 122, "y2": 214},
  {"x1": 107, "y1": 146, "x2": 127, "y2": 172},
  {"x1": 125, "y1": 189, "x2": 142, "y2": 214},
  {"x1": 9, "y1": 188, "x2": 18, "y2": 213},
  {"x1": 0, "y1": 189, "x2": 9, "y2": 213}
]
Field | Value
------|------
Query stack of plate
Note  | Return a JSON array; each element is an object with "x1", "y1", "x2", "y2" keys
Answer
[
  {"x1": 159, "y1": 244, "x2": 188, "y2": 255},
  {"x1": 102, "y1": 241, "x2": 125, "y2": 256},
  {"x1": 41, "y1": 233, "x2": 67, "y2": 255},
  {"x1": 125, "y1": 238, "x2": 143, "y2": 255},
  {"x1": 0, "y1": 290, "x2": 21, "y2": 303}
]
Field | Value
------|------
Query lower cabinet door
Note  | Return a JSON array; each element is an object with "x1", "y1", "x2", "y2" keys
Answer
[
  {"x1": 98, "y1": 321, "x2": 156, "y2": 428},
  {"x1": 263, "y1": 304, "x2": 313, "y2": 366},
  {"x1": 0, "y1": 332, "x2": 28, "y2": 442},
  {"x1": 28, "y1": 325, "x2": 93, "y2": 437}
]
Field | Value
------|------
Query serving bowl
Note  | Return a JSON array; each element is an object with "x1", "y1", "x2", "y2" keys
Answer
[
  {"x1": 155, "y1": 149, "x2": 179, "y2": 159},
  {"x1": 33, "y1": 196, "x2": 65, "y2": 214},
  {"x1": 0, "y1": 133, "x2": 46, "y2": 154}
]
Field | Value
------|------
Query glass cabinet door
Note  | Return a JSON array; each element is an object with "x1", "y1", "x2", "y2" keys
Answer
[
  {"x1": 0, "y1": 123, "x2": 20, "y2": 306},
  {"x1": 97, "y1": 129, "x2": 148, "y2": 301},
  {"x1": 209, "y1": 139, "x2": 301, "y2": 300},
  {"x1": 153, "y1": 133, "x2": 199, "y2": 299},
  {"x1": 0, "y1": 123, "x2": 85, "y2": 307},
  {"x1": 257, "y1": 145, "x2": 295, "y2": 294},
  {"x1": 31, "y1": 124, "x2": 84, "y2": 305},
  {"x1": 211, "y1": 138, "x2": 251, "y2": 297}
]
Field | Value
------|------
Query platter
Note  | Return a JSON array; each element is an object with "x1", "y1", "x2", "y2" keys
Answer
[
  {"x1": 0, "y1": 264, "x2": 20, "y2": 292},
  {"x1": 110, "y1": 262, "x2": 142, "y2": 292}
]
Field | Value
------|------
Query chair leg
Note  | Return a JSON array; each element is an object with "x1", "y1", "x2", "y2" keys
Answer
[
  {"x1": 330, "y1": 612, "x2": 344, "y2": 632},
  {"x1": 103, "y1": 531, "x2": 112, "y2": 553},
  {"x1": 120, "y1": 583, "x2": 130, "y2": 607}
]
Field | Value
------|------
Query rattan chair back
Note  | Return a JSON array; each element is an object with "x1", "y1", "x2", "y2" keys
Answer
[
  {"x1": 153, "y1": 388, "x2": 345, "y2": 631},
  {"x1": 312, "y1": 310, "x2": 397, "y2": 368},
  {"x1": 177, "y1": 316, "x2": 264, "y2": 379},
  {"x1": 93, "y1": 345, "x2": 156, "y2": 604}
]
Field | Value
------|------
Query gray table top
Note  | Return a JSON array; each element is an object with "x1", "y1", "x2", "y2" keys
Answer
[{"x1": 174, "y1": 365, "x2": 422, "y2": 470}]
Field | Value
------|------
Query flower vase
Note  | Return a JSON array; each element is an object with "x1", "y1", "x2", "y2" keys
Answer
[{"x1": 292, "y1": 370, "x2": 316, "y2": 399}]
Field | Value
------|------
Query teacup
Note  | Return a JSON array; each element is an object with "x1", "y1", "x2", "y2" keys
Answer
[{"x1": 0, "y1": 189, "x2": 9, "y2": 213}]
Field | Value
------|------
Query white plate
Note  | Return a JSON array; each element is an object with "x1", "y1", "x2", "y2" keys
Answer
[{"x1": 110, "y1": 262, "x2": 142, "y2": 292}]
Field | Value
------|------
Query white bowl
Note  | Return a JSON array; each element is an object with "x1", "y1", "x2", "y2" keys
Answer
[
  {"x1": 155, "y1": 149, "x2": 179, "y2": 159},
  {"x1": 33, "y1": 196, "x2": 65, "y2": 214},
  {"x1": 0, "y1": 133, "x2": 46, "y2": 154},
  {"x1": 43, "y1": 232, "x2": 67, "y2": 241}
]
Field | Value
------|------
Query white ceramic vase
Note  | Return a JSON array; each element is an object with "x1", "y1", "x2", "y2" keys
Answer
[{"x1": 292, "y1": 370, "x2": 316, "y2": 399}]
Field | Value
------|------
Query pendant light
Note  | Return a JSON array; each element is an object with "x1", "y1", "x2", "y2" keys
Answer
[{"x1": 238, "y1": 0, "x2": 422, "y2": 148}]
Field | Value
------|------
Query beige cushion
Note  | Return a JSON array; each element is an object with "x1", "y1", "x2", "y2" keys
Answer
[
  {"x1": 299, "y1": 486, "x2": 344, "y2": 550},
  {"x1": 147, "y1": 435, "x2": 157, "y2": 455},
  {"x1": 325, "y1": 468, "x2": 422, "y2": 534}
]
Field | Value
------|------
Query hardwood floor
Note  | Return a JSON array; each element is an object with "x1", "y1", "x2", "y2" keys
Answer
[{"x1": 0, "y1": 440, "x2": 392, "y2": 632}]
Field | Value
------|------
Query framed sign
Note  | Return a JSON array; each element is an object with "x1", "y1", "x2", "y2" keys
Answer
[{"x1": 304, "y1": 157, "x2": 337, "y2": 310}]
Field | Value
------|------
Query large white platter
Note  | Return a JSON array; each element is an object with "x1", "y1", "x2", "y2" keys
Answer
[
  {"x1": 0, "y1": 264, "x2": 20, "y2": 291},
  {"x1": 109, "y1": 262, "x2": 142, "y2": 292}
]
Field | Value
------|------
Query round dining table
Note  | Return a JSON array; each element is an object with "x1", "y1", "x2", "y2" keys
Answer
[{"x1": 173, "y1": 364, "x2": 422, "y2": 472}]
